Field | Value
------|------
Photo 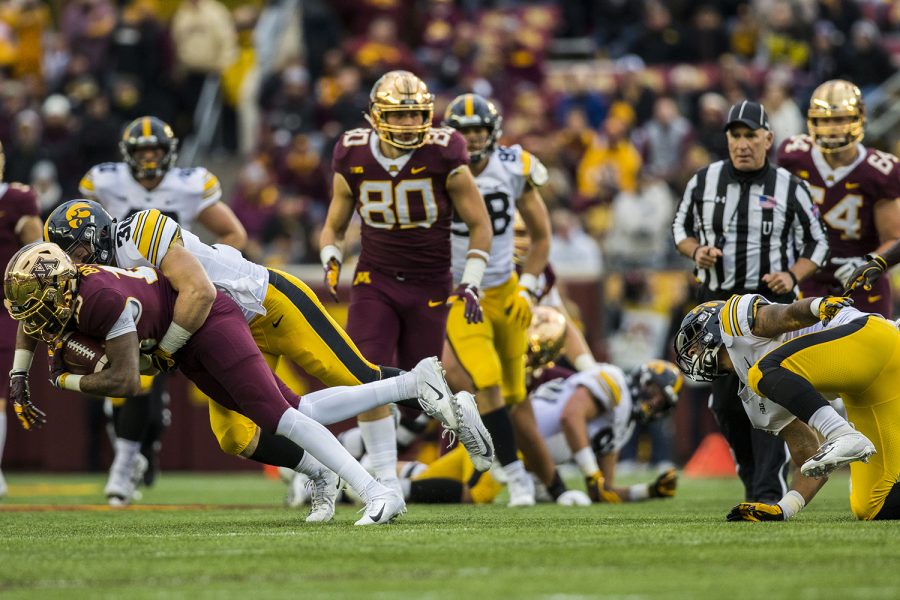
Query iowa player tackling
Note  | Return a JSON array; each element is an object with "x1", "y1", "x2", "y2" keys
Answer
[
  {"x1": 778, "y1": 80, "x2": 900, "y2": 316},
  {"x1": 320, "y1": 71, "x2": 494, "y2": 492},
  {"x1": 441, "y1": 93, "x2": 555, "y2": 506}
]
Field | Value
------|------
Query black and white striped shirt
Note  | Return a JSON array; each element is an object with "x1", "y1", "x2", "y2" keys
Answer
[{"x1": 672, "y1": 160, "x2": 829, "y2": 292}]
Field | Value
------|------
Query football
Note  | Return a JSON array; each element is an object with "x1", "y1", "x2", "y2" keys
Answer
[{"x1": 60, "y1": 331, "x2": 109, "y2": 375}]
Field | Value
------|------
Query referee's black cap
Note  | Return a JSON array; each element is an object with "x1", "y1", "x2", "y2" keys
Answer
[{"x1": 724, "y1": 101, "x2": 770, "y2": 132}]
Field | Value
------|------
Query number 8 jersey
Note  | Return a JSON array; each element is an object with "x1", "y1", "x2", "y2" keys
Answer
[
  {"x1": 450, "y1": 144, "x2": 548, "y2": 287},
  {"x1": 331, "y1": 127, "x2": 469, "y2": 276}
]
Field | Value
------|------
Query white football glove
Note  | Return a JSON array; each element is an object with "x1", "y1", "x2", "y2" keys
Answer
[
  {"x1": 833, "y1": 256, "x2": 868, "y2": 288},
  {"x1": 556, "y1": 489, "x2": 591, "y2": 506}
]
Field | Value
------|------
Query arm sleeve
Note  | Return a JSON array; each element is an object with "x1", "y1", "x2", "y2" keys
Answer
[
  {"x1": 105, "y1": 303, "x2": 139, "y2": 340},
  {"x1": 672, "y1": 173, "x2": 698, "y2": 245},
  {"x1": 790, "y1": 179, "x2": 830, "y2": 267}
]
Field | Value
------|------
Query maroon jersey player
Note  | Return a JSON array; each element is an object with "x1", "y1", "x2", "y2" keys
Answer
[
  {"x1": 4, "y1": 243, "x2": 405, "y2": 524},
  {"x1": 0, "y1": 150, "x2": 42, "y2": 497},
  {"x1": 777, "y1": 80, "x2": 900, "y2": 317},
  {"x1": 319, "y1": 70, "x2": 492, "y2": 489}
]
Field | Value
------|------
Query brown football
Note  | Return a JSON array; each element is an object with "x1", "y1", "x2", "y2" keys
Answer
[{"x1": 60, "y1": 331, "x2": 109, "y2": 375}]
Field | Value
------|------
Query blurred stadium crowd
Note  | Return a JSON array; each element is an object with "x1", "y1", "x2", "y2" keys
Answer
[{"x1": 0, "y1": 0, "x2": 898, "y2": 469}]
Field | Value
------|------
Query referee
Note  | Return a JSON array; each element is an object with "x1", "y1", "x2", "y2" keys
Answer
[{"x1": 672, "y1": 101, "x2": 829, "y2": 503}]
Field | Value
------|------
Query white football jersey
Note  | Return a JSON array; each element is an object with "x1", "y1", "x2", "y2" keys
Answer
[
  {"x1": 113, "y1": 209, "x2": 268, "y2": 321},
  {"x1": 79, "y1": 162, "x2": 222, "y2": 228},
  {"x1": 531, "y1": 364, "x2": 636, "y2": 464},
  {"x1": 720, "y1": 294, "x2": 868, "y2": 433},
  {"x1": 451, "y1": 145, "x2": 548, "y2": 289}
]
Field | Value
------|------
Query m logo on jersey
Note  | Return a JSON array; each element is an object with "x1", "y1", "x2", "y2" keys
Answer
[
  {"x1": 65, "y1": 202, "x2": 93, "y2": 229},
  {"x1": 31, "y1": 257, "x2": 60, "y2": 288}
]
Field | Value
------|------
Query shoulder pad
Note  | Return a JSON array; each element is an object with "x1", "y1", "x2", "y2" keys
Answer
[{"x1": 496, "y1": 145, "x2": 549, "y2": 187}]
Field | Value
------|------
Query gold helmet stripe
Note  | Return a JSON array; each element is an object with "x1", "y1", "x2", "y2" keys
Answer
[
  {"x1": 142, "y1": 117, "x2": 152, "y2": 138},
  {"x1": 464, "y1": 94, "x2": 474, "y2": 117}
]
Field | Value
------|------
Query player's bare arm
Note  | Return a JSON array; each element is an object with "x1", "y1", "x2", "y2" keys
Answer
[
  {"x1": 516, "y1": 186, "x2": 551, "y2": 282},
  {"x1": 779, "y1": 418, "x2": 829, "y2": 504},
  {"x1": 159, "y1": 239, "x2": 216, "y2": 334},
  {"x1": 72, "y1": 332, "x2": 143, "y2": 397},
  {"x1": 197, "y1": 201, "x2": 247, "y2": 250},
  {"x1": 751, "y1": 298, "x2": 820, "y2": 337},
  {"x1": 559, "y1": 387, "x2": 600, "y2": 458},
  {"x1": 16, "y1": 215, "x2": 42, "y2": 244},
  {"x1": 873, "y1": 197, "x2": 900, "y2": 254},
  {"x1": 319, "y1": 173, "x2": 356, "y2": 300},
  {"x1": 447, "y1": 166, "x2": 492, "y2": 256}
]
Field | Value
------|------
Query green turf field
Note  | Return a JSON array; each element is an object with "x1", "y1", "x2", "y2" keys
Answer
[{"x1": 1, "y1": 471, "x2": 897, "y2": 599}]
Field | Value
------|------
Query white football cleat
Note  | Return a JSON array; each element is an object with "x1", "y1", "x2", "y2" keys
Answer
[
  {"x1": 507, "y1": 470, "x2": 536, "y2": 507},
  {"x1": 451, "y1": 391, "x2": 494, "y2": 472},
  {"x1": 412, "y1": 357, "x2": 458, "y2": 429},
  {"x1": 556, "y1": 489, "x2": 591, "y2": 506},
  {"x1": 355, "y1": 483, "x2": 406, "y2": 526},
  {"x1": 284, "y1": 472, "x2": 310, "y2": 509},
  {"x1": 801, "y1": 431, "x2": 877, "y2": 478},
  {"x1": 306, "y1": 468, "x2": 340, "y2": 523}
]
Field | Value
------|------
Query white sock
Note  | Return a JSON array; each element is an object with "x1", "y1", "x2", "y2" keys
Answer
[
  {"x1": 399, "y1": 477, "x2": 412, "y2": 500},
  {"x1": 275, "y1": 408, "x2": 375, "y2": 496},
  {"x1": 297, "y1": 375, "x2": 414, "y2": 425},
  {"x1": 294, "y1": 451, "x2": 325, "y2": 476},
  {"x1": 808, "y1": 405, "x2": 856, "y2": 440},
  {"x1": 358, "y1": 415, "x2": 398, "y2": 482},
  {"x1": 0, "y1": 408, "x2": 6, "y2": 466},
  {"x1": 110, "y1": 438, "x2": 141, "y2": 480},
  {"x1": 502, "y1": 459, "x2": 528, "y2": 481}
]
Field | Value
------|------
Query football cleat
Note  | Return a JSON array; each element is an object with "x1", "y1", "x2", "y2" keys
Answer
[
  {"x1": 284, "y1": 471, "x2": 310, "y2": 509},
  {"x1": 412, "y1": 357, "x2": 458, "y2": 430},
  {"x1": 355, "y1": 483, "x2": 406, "y2": 526},
  {"x1": 556, "y1": 489, "x2": 591, "y2": 506},
  {"x1": 305, "y1": 467, "x2": 340, "y2": 523},
  {"x1": 507, "y1": 469, "x2": 536, "y2": 507},
  {"x1": 800, "y1": 431, "x2": 876, "y2": 478},
  {"x1": 451, "y1": 391, "x2": 494, "y2": 472}
]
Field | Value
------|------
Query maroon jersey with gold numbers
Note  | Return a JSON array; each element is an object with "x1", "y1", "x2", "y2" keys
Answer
[
  {"x1": 0, "y1": 183, "x2": 39, "y2": 300},
  {"x1": 332, "y1": 127, "x2": 468, "y2": 276},
  {"x1": 778, "y1": 135, "x2": 900, "y2": 287}
]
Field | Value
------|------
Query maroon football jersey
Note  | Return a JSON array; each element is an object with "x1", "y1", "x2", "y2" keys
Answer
[
  {"x1": 0, "y1": 183, "x2": 39, "y2": 300},
  {"x1": 778, "y1": 135, "x2": 900, "y2": 288},
  {"x1": 332, "y1": 127, "x2": 469, "y2": 276}
]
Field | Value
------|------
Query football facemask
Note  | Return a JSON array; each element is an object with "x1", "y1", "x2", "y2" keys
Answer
[
  {"x1": 674, "y1": 301, "x2": 726, "y2": 382},
  {"x1": 807, "y1": 79, "x2": 865, "y2": 154}
]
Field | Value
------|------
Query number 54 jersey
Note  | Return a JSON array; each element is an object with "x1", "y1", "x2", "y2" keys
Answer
[
  {"x1": 331, "y1": 127, "x2": 469, "y2": 277},
  {"x1": 451, "y1": 144, "x2": 547, "y2": 288}
]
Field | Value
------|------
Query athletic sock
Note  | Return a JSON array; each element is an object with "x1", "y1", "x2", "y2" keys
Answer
[
  {"x1": 297, "y1": 375, "x2": 414, "y2": 425},
  {"x1": 357, "y1": 414, "x2": 398, "y2": 482},
  {"x1": 249, "y1": 429, "x2": 305, "y2": 468},
  {"x1": 808, "y1": 405, "x2": 856, "y2": 440},
  {"x1": 109, "y1": 438, "x2": 141, "y2": 482},
  {"x1": 502, "y1": 459, "x2": 528, "y2": 484},
  {"x1": 275, "y1": 408, "x2": 375, "y2": 497},
  {"x1": 481, "y1": 406, "x2": 519, "y2": 466},
  {"x1": 547, "y1": 470, "x2": 567, "y2": 500}
]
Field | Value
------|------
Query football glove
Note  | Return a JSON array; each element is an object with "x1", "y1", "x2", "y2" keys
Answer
[
  {"x1": 323, "y1": 257, "x2": 341, "y2": 302},
  {"x1": 504, "y1": 285, "x2": 534, "y2": 330},
  {"x1": 585, "y1": 472, "x2": 622, "y2": 503},
  {"x1": 10, "y1": 369, "x2": 45, "y2": 430},
  {"x1": 150, "y1": 347, "x2": 178, "y2": 373},
  {"x1": 833, "y1": 256, "x2": 869, "y2": 288},
  {"x1": 726, "y1": 502, "x2": 785, "y2": 522},
  {"x1": 448, "y1": 283, "x2": 483, "y2": 324},
  {"x1": 842, "y1": 254, "x2": 887, "y2": 294},
  {"x1": 556, "y1": 489, "x2": 591, "y2": 506},
  {"x1": 818, "y1": 296, "x2": 854, "y2": 326},
  {"x1": 648, "y1": 468, "x2": 678, "y2": 498}
]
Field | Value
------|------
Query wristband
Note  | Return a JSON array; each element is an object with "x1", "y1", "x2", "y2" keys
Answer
[
  {"x1": 12, "y1": 348, "x2": 34, "y2": 372},
  {"x1": 810, "y1": 298, "x2": 823, "y2": 318},
  {"x1": 776, "y1": 490, "x2": 806, "y2": 520},
  {"x1": 691, "y1": 246, "x2": 703, "y2": 261},
  {"x1": 518, "y1": 272, "x2": 539, "y2": 296},
  {"x1": 573, "y1": 446, "x2": 600, "y2": 477},
  {"x1": 574, "y1": 353, "x2": 598, "y2": 372},
  {"x1": 629, "y1": 483, "x2": 650, "y2": 501},
  {"x1": 787, "y1": 270, "x2": 799, "y2": 287},
  {"x1": 460, "y1": 255, "x2": 487, "y2": 288},
  {"x1": 320, "y1": 244, "x2": 342, "y2": 268},
  {"x1": 158, "y1": 322, "x2": 192, "y2": 355},
  {"x1": 59, "y1": 373, "x2": 84, "y2": 392}
]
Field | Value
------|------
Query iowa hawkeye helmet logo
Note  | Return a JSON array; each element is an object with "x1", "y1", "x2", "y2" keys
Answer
[{"x1": 65, "y1": 202, "x2": 93, "y2": 229}]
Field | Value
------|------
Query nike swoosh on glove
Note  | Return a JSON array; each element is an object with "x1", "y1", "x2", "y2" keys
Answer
[
  {"x1": 448, "y1": 283, "x2": 483, "y2": 324},
  {"x1": 726, "y1": 502, "x2": 785, "y2": 522}
]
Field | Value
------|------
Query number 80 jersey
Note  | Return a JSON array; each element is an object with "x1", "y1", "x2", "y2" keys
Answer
[
  {"x1": 451, "y1": 144, "x2": 548, "y2": 288},
  {"x1": 331, "y1": 127, "x2": 469, "y2": 277}
]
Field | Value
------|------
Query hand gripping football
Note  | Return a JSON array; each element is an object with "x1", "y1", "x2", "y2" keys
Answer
[{"x1": 60, "y1": 332, "x2": 109, "y2": 375}]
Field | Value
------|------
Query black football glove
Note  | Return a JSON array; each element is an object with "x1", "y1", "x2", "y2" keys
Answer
[
  {"x1": 10, "y1": 369, "x2": 45, "y2": 430},
  {"x1": 648, "y1": 468, "x2": 678, "y2": 498},
  {"x1": 448, "y1": 283, "x2": 483, "y2": 324},
  {"x1": 842, "y1": 254, "x2": 887, "y2": 295},
  {"x1": 726, "y1": 502, "x2": 785, "y2": 522},
  {"x1": 818, "y1": 296, "x2": 854, "y2": 326},
  {"x1": 323, "y1": 257, "x2": 341, "y2": 302}
]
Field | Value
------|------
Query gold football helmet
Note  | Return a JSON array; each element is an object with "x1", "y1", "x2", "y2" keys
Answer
[
  {"x1": 807, "y1": 80, "x2": 865, "y2": 153},
  {"x1": 4, "y1": 242, "x2": 78, "y2": 342},
  {"x1": 512, "y1": 210, "x2": 530, "y2": 265},
  {"x1": 367, "y1": 70, "x2": 433, "y2": 150},
  {"x1": 526, "y1": 305, "x2": 568, "y2": 371}
]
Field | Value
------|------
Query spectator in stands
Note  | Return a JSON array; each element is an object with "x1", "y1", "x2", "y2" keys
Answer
[
  {"x1": 630, "y1": 1, "x2": 687, "y2": 64},
  {"x1": 756, "y1": 0, "x2": 812, "y2": 69},
  {"x1": 554, "y1": 64, "x2": 610, "y2": 130},
  {"x1": 762, "y1": 76, "x2": 804, "y2": 150},
  {"x1": 30, "y1": 160, "x2": 62, "y2": 218},
  {"x1": 40, "y1": 94, "x2": 81, "y2": 197},
  {"x1": 685, "y1": 4, "x2": 730, "y2": 63},
  {"x1": 695, "y1": 92, "x2": 729, "y2": 161},
  {"x1": 633, "y1": 96, "x2": 694, "y2": 188},
  {"x1": 835, "y1": 20, "x2": 894, "y2": 93},
  {"x1": 612, "y1": 56, "x2": 657, "y2": 127},
  {"x1": 4, "y1": 109, "x2": 42, "y2": 184},
  {"x1": 345, "y1": 16, "x2": 417, "y2": 84},
  {"x1": 60, "y1": 0, "x2": 116, "y2": 78},
  {"x1": 276, "y1": 132, "x2": 330, "y2": 225},
  {"x1": 259, "y1": 60, "x2": 316, "y2": 139},
  {"x1": 606, "y1": 173, "x2": 676, "y2": 270},
  {"x1": 77, "y1": 93, "x2": 123, "y2": 169},
  {"x1": 578, "y1": 115, "x2": 641, "y2": 206},
  {"x1": 549, "y1": 207, "x2": 604, "y2": 277}
]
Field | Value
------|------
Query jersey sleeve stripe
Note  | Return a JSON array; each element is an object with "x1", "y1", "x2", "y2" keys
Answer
[
  {"x1": 137, "y1": 211, "x2": 161, "y2": 258},
  {"x1": 721, "y1": 296, "x2": 736, "y2": 337},
  {"x1": 730, "y1": 295, "x2": 745, "y2": 336},
  {"x1": 131, "y1": 211, "x2": 149, "y2": 245},
  {"x1": 79, "y1": 177, "x2": 95, "y2": 192},
  {"x1": 149, "y1": 215, "x2": 168, "y2": 265},
  {"x1": 202, "y1": 175, "x2": 219, "y2": 192},
  {"x1": 598, "y1": 371, "x2": 622, "y2": 406},
  {"x1": 521, "y1": 150, "x2": 532, "y2": 176}
]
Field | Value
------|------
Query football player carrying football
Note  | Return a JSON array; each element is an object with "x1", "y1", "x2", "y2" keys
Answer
[
  {"x1": 39, "y1": 200, "x2": 491, "y2": 517},
  {"x1": 777, "y1": 80, "x2": 900, "y2": 316},
  {"x1": 0, "y1": 142, "x2": 42, "y2": 498},
  {"x1": 674, "y1": 293, "x2": 900, "y2": 521},
  {"x1": 441, "y1": 93, "x2": 554, "y2": 506},
  {"x1": 3, "y1": 242, "x2": 455, "y2": 524},
  {"x1": 320, "y1": 71, "x2": 494, "y2": 492}
]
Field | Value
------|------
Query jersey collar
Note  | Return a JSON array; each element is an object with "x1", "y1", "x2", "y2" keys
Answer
[{"x1": 811, "y1": 144, "x2": 866, "y2": 188}]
